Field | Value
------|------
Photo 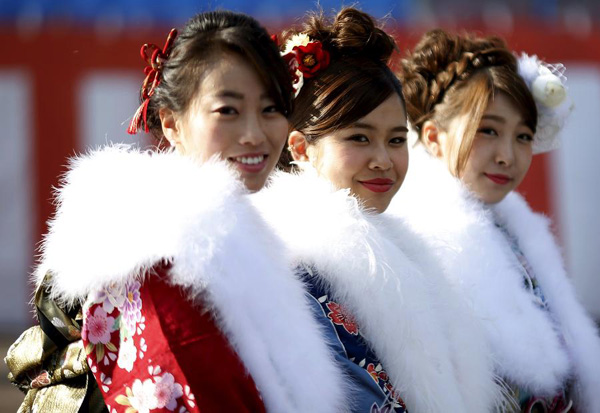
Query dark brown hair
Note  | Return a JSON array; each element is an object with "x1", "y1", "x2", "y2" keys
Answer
[
  {"x1": 400, "y1": 29, "x2": 537, "y2": 175},
  {"x1": 280, "y1": 8, "x2": 405, "y2": 166},
  {"x1": 142, "y1": 10, "x2": 293, "y2": 141}
]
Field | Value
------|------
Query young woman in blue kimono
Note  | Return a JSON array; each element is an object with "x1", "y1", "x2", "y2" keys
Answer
[
  {"x1": 253, "y1": 8, "x2": 505, "y2": 412},
  {"x1": 390, "y1": 29, "x2": 600, "y2": 412}
]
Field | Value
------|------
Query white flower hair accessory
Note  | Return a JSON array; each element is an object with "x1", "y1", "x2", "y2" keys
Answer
[
  {"x1": 281, "y1": 33, "x2": 330, "y2": 98},
  {"x1": 517, "y1": 53, "x2": 574, "y2": 154}
]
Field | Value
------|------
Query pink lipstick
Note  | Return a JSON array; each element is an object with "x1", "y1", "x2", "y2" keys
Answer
[{"x1": 359, "y1": 178, "x2": 395, "y2": 193}]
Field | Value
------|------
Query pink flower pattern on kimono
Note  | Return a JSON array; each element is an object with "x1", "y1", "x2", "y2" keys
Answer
[
  {"x1": 121, "y1": 281, "x2": 143, "y2": 334},
  {"x1": 83, "y1": 304, "x2": 119, "y2": 369},
  {"x1": 115, "y1": 367, "x2": 188, "y2": 412},
  {"x1": 153, "y1": 372, "x2": 184, "y2": 410},
  {"x1": 84, "y1": 280, "x2": 199, "y2": 412},
  {"x1": 83, "y1": 307, "x2": 116, "y2": 345}
]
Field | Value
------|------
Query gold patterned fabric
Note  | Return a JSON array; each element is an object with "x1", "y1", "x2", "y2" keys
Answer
[{"x1": 4, "y1": 272, "x2": 107, "y2": 413}]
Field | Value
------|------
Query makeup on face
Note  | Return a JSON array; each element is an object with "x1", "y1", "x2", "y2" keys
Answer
[
  {"x1": 305, "y1": 94, "x2": 409, "y2": 213},
  {"x1": 171, "y1": 53, "x2": 288, "y2": 192},
  {"x1": 358, "y1": 178, "x2": 395, "y2": 193},
  {"x1": 458, "y1": 93, "x2": 534, "y2": 204},
  {"x1": 483, "y1": 173, "x2": 511, "y2": 185}
]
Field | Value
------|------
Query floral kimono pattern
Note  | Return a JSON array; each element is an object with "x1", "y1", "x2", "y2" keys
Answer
[
  {"x1": 81, "y1": 267, "x2": 265, "y2": 413},
  {"x1": 297, "y1": 265, "x2": 408, "y2": 413},
  {"x1": 82, "y1": 278, "x2": 197, "y2": 413}
]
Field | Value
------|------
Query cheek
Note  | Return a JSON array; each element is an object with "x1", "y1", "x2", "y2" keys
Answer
[
  {"x1": 460, "y1": 141, "x2": 489, "y2": 181},
  {"x1": 313, "y1": 145, "x2": 358, "y2": 188},
  {"x1": 459, "y1": 156, "x2": 482, "y2": 189},
  {"x1": 333, "y1": 149, "x2": 363, "y2": 183},
  {"x1": 393, "y1": 148, "x2": 409, "y2": 178},
  {"x1": 267, "y1": 117, "x2": 289, "y2": 151},
  {"x1": 515, "y1": 147, "x2": 533, "y2": 181},
  {"x1": 190, "y1": 119, "x2": 236, "y2": 161},
  {"x1": 465, "y1": 140, "x2": 488, "y2": 168}
]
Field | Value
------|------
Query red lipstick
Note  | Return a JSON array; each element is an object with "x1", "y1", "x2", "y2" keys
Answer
[
  {"x1": 485, "y1": 173, "x2": 511, "y2": 185},
  {"x1": 359, "y1": 178, "x2": 395, "y2": 193}
]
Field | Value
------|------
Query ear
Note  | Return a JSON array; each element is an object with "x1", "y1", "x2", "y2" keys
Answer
[
  {"x1": 159, "y1": 108, "x2": 181, "y2": 148},
  {"x1": 421, "y1": 120, "x2": 444, "y2": 158},
  {"x1": 288, "y1": 131, "x2": 310, "y2": 162}
]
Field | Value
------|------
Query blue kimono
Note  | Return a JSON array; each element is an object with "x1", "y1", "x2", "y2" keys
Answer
[{"x1": 297, "y1": 264, "x2": 408, "y2": 413}]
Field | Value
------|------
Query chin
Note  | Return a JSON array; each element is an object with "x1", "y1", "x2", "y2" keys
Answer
[
  {"x1": 243, "y1": 178, "x2": 267, "y2": 193},
  {"x1": 479, "y1": 190, "x2": 511, "y2": 205},
  {"x1": 365, "y1": 200, "x2": 390, "y2": 214}
]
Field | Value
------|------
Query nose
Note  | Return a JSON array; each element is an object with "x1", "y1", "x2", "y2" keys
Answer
[
  {"x1": 495, "y1": 135, "x2": 515, "y2": 167},
  {"x1": 239, "y1": 113, "x2": 267, "y2": 146},
  {"x1": 369, "y1": 143, "x2": 393, "y2": 171}
]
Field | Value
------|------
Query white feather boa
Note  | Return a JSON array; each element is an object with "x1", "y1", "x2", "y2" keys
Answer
[
  {"x1": 33, "y1": 145, "x2": 348, "y2": 413},
  {"x1": 390, "y1": 146, "x2": 600, "y2": 412},
  {"x1": 252, "y1": 166, "x2": 504, "y2": 413}
]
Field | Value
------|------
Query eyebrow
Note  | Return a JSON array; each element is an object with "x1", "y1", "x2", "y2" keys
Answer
[
  {"x1": 216, "y1": 90, "x2": 244, "y2": 99},
  {"x1": 215, "y1": 90, "x2": 273, "y2": 100},
  {"x1": 481, "y1": 114, "x2": 506, "y2": 123},
  {"x1": 481, "y1": 114, "x2": 530, "y2": 128},
  {"x1": 352, "y1": 122, "x2": 409, "y2": 133}
]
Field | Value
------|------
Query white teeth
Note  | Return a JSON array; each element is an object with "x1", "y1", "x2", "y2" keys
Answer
[{"x1": 235, "y1": 155, "x2": 264, "y2": 165}]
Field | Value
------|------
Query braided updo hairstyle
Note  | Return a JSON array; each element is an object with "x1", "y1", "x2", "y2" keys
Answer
[
  {"x1": 400, "y1": 29, "x2": 537, "y2": 175},
  {"x1": 280, "y1": 7, "x2": 405, "y2": 166},
  {"x1": 142, "y1": 10, "x2": 293, "y2": 142}
]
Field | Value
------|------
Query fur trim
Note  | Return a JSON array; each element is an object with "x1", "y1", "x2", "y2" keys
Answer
[
  {"x1": 495, "y1": 193, "x2": 600, "y2": 412},
  {"x1": 35, "y1": 145, "x2": 245, "y2": 301},
  {"x1": 35, "y1": 145, "x2": 348, "y2": 413},
  {"x1": 390, "y1": 146, "x2": 600, "y2": 411},
  {"x1": 253, "y1": 167, "x2": 503, "y2": 412}
]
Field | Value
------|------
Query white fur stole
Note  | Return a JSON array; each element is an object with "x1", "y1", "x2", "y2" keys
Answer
[
  {"x1": 495, "y1": 193, "x2": 600, "y2": 412},
  {"x1": 390, "y1": 146, "x2": 600, "y2": 411},
  {"x1": 34, "y1": 145, "x2": 347, "y2": 413},
  {"x1": 252, "y1": 166, "x2": 503, "y2": 412}
]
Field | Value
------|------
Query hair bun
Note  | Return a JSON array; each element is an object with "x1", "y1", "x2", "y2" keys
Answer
[
  {"x1": 330, "y1": 8, "x2": 395, "y2": 62},
  {"x1": 301, "y1": 8, "x2": 396, "y2": 63}
]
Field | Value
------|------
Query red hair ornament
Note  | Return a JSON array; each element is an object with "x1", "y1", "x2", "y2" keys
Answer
[
  {"x1": 280, "y1": 34, "x2": 330, "y2": 97},
  {"x1": 127, "y1": 28, "x2": 178, "y2": 135}
]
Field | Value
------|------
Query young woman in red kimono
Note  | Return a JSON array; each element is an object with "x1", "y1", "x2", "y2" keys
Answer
[{"x1": 6, "y1": 10, "x2": 346, "y2": 413}]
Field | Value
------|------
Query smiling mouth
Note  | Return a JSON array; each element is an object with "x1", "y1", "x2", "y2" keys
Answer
[
  {"x1": 229, "y1": 154, "x2": 268, "y2": 173},
  {"x1": 234, "y1": 155, "x2": 265, "y2": 165},
  {"x1": 484, "y1": 173, "x2": 511, "y2": 185},
  {"x1": 359, "y1": 178, "x2": 395, "y2": 193}
]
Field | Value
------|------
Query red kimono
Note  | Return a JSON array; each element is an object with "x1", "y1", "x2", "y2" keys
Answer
[
  {"x1": 31, "y1": 146, "x2": 347, "y2": 412},
  {"x1": 82, "y1": 265, "x2": 265, "y2": 412}
]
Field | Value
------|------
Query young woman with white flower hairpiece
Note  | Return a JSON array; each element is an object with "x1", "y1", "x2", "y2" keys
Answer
[
  {"x1": 390, "y1": 29, "x2": 600, "y2": 412},
  {"x1": 254, "y1": 8, "x2": 506, "y2": 412},
  {"x1": 5, "y1": 10, "x2": 351, "y2": 413}
]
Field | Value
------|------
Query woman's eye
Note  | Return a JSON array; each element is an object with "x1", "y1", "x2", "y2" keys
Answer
[
  {"x1": 215, "y1": 106, "x2": 238, "y2": 115},
  {"x1": 517, "y1": 133, "x2": 534, "y2": 143},
  {"x1": 263, "y1": 105, "x2": 281, "y2": 114},
  {"x1": 477, "y1": 127, "x2": 498, "y2": 136},
  {"x1": 390, "y1": 136, "x2": 407, "y2": 145},
  {"x1": 347, "y1": 134, "x2": 369, "y2": 143}
]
